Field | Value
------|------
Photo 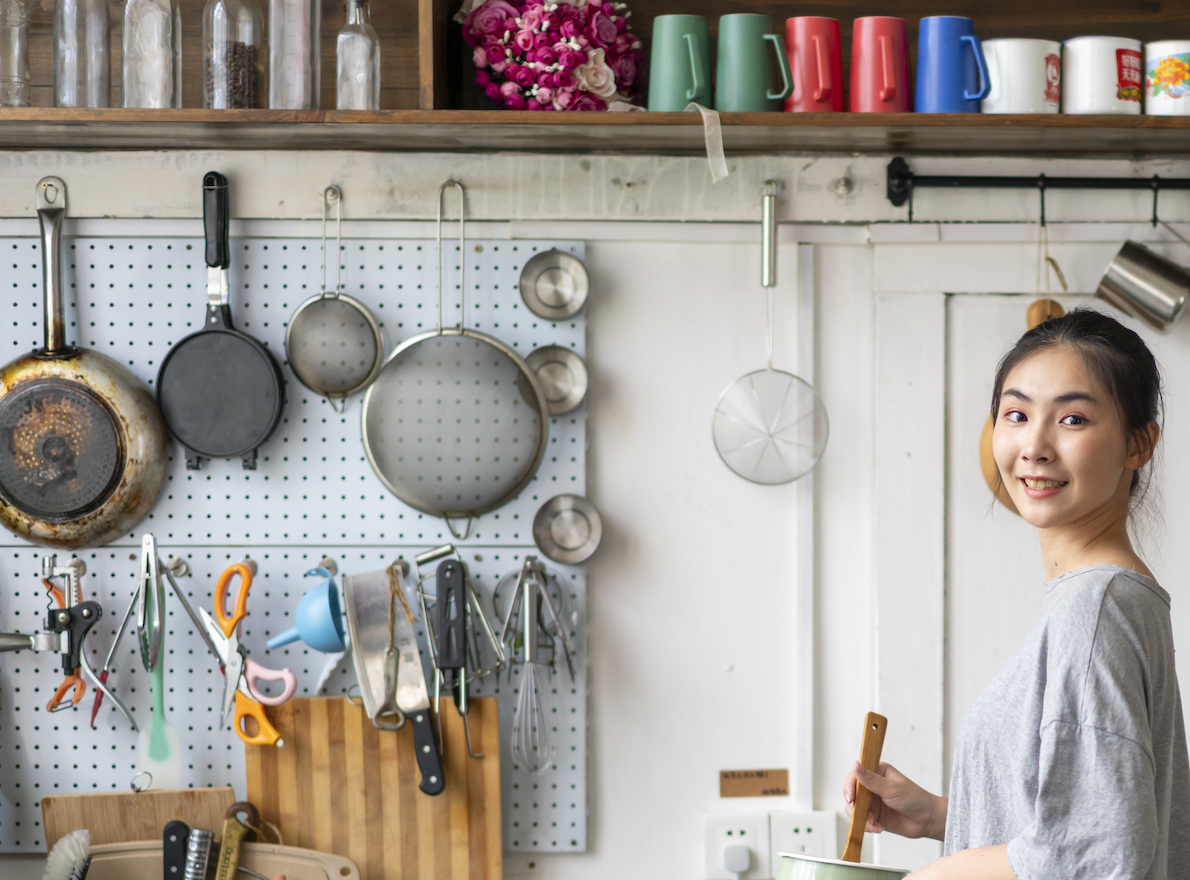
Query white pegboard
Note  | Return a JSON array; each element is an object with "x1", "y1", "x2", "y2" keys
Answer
[{"x1": 0, "y1": 234, "x2": 590, "y2": 853}]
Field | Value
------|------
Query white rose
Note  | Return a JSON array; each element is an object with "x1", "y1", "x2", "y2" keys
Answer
[{"x1": 575, "y1": 48, "x2": 617, "y2": 98}]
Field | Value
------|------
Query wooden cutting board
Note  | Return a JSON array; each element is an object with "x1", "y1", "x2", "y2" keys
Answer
[
  {"x1": 86, "y1": 839, "x2": 360, "y2": 880},
  {"x1": 41, "y1": 787, "x2": 236, "y2": 851},
  {"x1": 246, "y1": 697, "x2": 501, "y2": 880}
]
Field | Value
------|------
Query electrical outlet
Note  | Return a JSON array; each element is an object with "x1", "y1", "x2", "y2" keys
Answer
[
  {"x1": 705, "y1": 813, "x2": 772, "y2": 879},
  {"x1": 770, "y1": 811, "x2": 837, "y2": 864}
]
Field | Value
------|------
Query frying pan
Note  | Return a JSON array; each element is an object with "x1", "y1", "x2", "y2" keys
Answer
[
  {"x1": 156, "y1": 172, "x2": 285, "y2": 469},
  {"x1": 0, "y1": 177, "x2": 167, "y2": 549}
]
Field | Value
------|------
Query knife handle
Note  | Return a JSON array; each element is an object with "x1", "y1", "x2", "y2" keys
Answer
[
  {"x1": 436, "y1": 560, "x2": 467, "y2": 671},
  {"x1": 411, "y1": 708, "x2": 446, "y2": 796},
  {"x1": 163, "y1": 820, "x2": 189, "y2": 879}
]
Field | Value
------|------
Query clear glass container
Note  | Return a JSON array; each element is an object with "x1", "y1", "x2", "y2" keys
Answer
[
  {"x1": 269, "y1": 0, "x2": 320, "y2": 109},
  {"x1": 204, "y1": 0, "x2": 264, "y2": 108},
  {"x1": 122, "y1": 0, "x2": 181, "y2": 108},
  {"x1": 0, "y1": 0, "x2": 30, "y2": 108},
  {"x1": 54, "y1": 0, "x2": 111, "y2": 107},
  {"x1": 336, "y1": 0, "x2": 379, "y2": 110}
]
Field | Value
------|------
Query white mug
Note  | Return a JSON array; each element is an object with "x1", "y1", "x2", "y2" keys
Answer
[
  {"x1": 1062, "y1": 36, "x2": 1143, "y2": 114},
  {"x1": 1145, "y1": 40, "x2": 1190, "y2": 115},
  {"x1": 982, "y1": 39, "x2": 1061, "y2": 113}
]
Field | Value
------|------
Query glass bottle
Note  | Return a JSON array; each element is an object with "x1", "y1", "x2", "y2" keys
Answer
[
  {"x1": 0, "y1": 0, "x2": 30, "y2": 108},
  {"x1": 336, "y1": 0, "x2": 379, "y2": 110},
  {"x1": 54, "y1": 0, "x2": 111, "y2": 107},
  {"x1": 204, "y1": 0, "x2": 264, "y2": 108},
  {"x1": 122, "y1": 0, "x2": 182, "y2": 108},
  {"x1": 269, "y1": 0, "x2": 320, "y2": 109}
]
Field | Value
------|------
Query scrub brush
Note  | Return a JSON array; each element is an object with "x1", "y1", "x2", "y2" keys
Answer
[{"x1": 42, "y1": 829, "x2": 90, "y2": 880}]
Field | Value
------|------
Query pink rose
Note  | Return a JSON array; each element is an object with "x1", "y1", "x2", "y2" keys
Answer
[
  {"x1": 473, "y1": 46, "x2": 489, "y2": 68},
  {"x1": 485, "y1": 44, "x2": 505, "y2": 63},
  {"x1": 559, "y1": 20, "x2": 580, "y2": 38},
  {"x1": 574, "y1": 47, "x2": 617, "y2": 97},
  {"x1": 553, "y1": 70, "x2": 575, "y2": 89},
  {"x1": 525, "y1": 48, "x2": 538, "y2": 62},
  {"x1": 559, "y1": 49, "x2": 582, "y2": 69},
  {"x1": 519, "y1": 6, "x2": 543, "y2": 30},
  {"x1": 502, "y1": 18, "x2": 517, "y2": 33},
  {"x1": 475, "y1": 69, "x2": 491, "y2": 86},
  {"x1": 617, "y1": 17, "x2": 629, "y2": 33},
  {"x1": 526, "y1": 98, "x2": 543, "y2": 110},
  {"x1": 533, "y1": 32, "x2": 551, "y2": 48},
  {"x1": 608, "y1": 49, "x2": 637, "y2": 86},
  {"x1": 586, "y1": 10, "x2": 617, "y2": 47},
  {"x1": 536, "y1": 46, "x2": 557, "y2": 64},
  {"x1": 505, "y1": 93, "x2": 527, "y2": 110},
  {"x1": 513, "y1": 65, "x2": 536, "y2": 87},
  {"x1": 465, "y1": 0, "x2": 520, "y2": 38},
  {"x1": 571, "y1": 92, "x2": 606, "y2": 111},
  {"x1": 543, "y1": 10, "x2": 560, "y2": 27},
  {"x1": 514, "y1": 30, "x2": 534, "y2": 51},
  {"x1": 500, "y1": 80, "x2": 521, "y2": 96},
  {"x1": 484, "y1": 82, "x2": 503, "y2": 102},
  {"x1": 554, "y1": 90, "x2": 574, "y2": 109},
  {"x1": 575, "y1": 34, "x2": 589, "y2": 48},
  {"x1": 613, "y1": 33, "x2": 632, "y2": 53},
  {"x1": 536, "y1": 85, "x2": 555, "y2": 102},
  {"x1": 491, "y1": 58, "x2": 508, "y2": 73}
]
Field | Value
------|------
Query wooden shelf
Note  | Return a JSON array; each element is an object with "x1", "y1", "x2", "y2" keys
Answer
[{"x1": 2, "y1": 109, "x2": 1190, "y2": 155}]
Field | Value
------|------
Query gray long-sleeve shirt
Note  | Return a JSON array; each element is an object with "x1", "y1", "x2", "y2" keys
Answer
[{"x1": 946, "y1": 564, "x2": 1190, "y2": 880}]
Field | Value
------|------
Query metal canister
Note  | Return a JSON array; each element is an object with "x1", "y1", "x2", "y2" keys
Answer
[{"x1": 1097, "y1": 240, "x2": 1190, "y2": 331}]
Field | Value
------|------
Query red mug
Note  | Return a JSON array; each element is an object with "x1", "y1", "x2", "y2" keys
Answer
[
  {"x1": 784, "y1": 17, "x2": 844, "y2": 112},
  {"x1": 850, "y1": 16, "x2": 911, "y2": 112}
]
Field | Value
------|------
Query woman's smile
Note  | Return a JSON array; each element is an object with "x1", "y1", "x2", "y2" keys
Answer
[{"x1": 1020, "y1": 476, "x2": 1068, "y2": 498}]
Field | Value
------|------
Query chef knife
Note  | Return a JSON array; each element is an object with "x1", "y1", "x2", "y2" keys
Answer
[
  {"x1": 163, "y1": 820, "x2": 189, "y2": 879},
  {"x1": 393, "y1": 602, "x2": 446, "y2": 796}
]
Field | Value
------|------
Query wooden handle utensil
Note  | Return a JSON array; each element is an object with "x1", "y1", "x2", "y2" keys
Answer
[{"x1": 842, "y1": 712, "x2": 888, "y2": 863}]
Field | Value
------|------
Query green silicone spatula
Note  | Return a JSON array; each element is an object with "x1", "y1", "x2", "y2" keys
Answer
[{"x1": 136, "y1": 546, "x2": 181, "y2": 790}]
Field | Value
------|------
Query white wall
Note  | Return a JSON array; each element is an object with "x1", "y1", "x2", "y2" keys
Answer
[{"x1": 5, "y1": 149, "x2": 1190, "y2": 879}]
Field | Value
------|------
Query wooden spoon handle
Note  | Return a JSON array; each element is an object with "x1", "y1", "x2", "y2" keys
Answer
[{"x1": 842, "y1": 712, "x2": 888, "y2": 863}]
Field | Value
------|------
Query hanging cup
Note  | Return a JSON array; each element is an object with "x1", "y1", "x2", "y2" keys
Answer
[{"x1": 1097, "y1": 239, "x2": 1189, "y2": 331}]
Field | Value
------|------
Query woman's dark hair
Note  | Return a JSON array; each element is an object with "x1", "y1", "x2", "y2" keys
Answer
[{"x1": 991, "y1": 308, "x2": 1163, "y2": 507}]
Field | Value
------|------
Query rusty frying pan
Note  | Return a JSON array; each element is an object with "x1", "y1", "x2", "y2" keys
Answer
[{"x1": 0, "y1": 177, "x2": 167, "y2": 548}]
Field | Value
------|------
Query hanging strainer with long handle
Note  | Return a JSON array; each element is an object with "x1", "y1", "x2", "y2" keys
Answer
[
  {"x1": 360, "y1": 180, "x2": 551, "y2": 539},
  {"x1": 285, "y1": 186, "x2": 385, "y2": 412},
  {"x1": 713, "y1": 180, "x2": 829, "y2": 485}
]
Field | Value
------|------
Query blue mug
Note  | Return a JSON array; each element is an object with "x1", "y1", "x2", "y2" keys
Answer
[{"x1": 915, "y1": 16, "x2": 988, "y2": 112}]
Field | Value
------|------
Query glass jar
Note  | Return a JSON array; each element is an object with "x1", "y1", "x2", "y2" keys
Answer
[
  {"x1": 122, "y1": 0, "x2": 181, "y2": 108},
  {"x1": 204, "y1": 0, "x2": 264, "y2": 108},
  {"x1": 269, "y1": 0, "x2": 320, "y2": 109},
  {"x1": 54, "y1": 0, "x2": 111, "y2": 107},
  {"x1": 336, "y1": 0, "x2": 379, "y2": 110},
  {"x1": 0, "y1": 0, "x2": 30, "y2": 108}
]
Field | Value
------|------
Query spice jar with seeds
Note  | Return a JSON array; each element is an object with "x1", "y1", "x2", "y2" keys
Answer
[{"x1": 203, "y1": 0, "x2": 264, "y2": 108}]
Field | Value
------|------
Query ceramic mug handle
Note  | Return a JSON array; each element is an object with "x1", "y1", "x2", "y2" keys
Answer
[
  {"x1": 812, "y1": 35, "x2": 831, "y2": 103},
  {"x1": 962, "y1": 34, "x2": 990, "y2": 101},
  {"x1": 764, "y1": 33, "x2": 793, "y2": 101},
  {"x1": 684, "y1": 32, "x2": 706, "y2": 102}
]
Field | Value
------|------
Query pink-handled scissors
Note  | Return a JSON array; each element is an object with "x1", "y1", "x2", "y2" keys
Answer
[{"x1": 199, "y1": 563, "x2": 297, "y2": 747}]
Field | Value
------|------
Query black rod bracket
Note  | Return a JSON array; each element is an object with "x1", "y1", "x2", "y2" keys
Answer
[{"x1": 885, "y1": 158, "x2": 1190, "y2": 211}]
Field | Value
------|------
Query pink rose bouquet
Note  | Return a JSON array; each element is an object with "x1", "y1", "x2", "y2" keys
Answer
[{"x1": 462, "y1": 0, "x2": 643, "y2": 110}]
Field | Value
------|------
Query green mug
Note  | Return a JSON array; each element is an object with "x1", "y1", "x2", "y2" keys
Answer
[
  {"x1": 715, "y1": 13, "x2": 792, "y2": 111},
  {"x1": 647, "y1": 15, "x2": 710, "y2": 111}
]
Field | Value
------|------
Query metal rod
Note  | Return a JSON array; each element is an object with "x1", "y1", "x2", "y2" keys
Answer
[{"x1": 886, "y1": 157, "x2": 1190, "y2": 208}]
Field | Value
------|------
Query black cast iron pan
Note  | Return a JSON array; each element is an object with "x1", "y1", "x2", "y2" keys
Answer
[{"x1": 156, "y1": 172, "x2": 284, "y2": 469}]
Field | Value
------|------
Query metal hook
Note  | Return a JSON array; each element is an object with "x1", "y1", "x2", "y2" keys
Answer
[
  {"x1": 437, "y1": 180, "x2": 466, "y2": 331},
  {"x1": 1038, "y1": 174, "x2": 1047, "y2": 228},
  {"x1": 321, "y1": 186, "x2": 343, "y2": 297},
  {"x1": 1152, "y1": 174, "x2": 1161, "y2": 228},
  {"x1": 445, "y1": 515, "x2": 473, "y2": 542},
  {"x1": 130, "y1": 770, "x2": 152, "y2": 793}
]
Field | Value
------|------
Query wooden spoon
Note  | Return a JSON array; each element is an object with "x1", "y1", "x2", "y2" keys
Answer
[
  {"x1": 978, "y1": 299, "x2": 1065, "y2": 516},
  {"x1": 842, "y1": 712, "x2": 888, "y2": 863}
]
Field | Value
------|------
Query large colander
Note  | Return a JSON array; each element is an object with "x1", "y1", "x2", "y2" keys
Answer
[
  {"x1": 285, "y1": 186, "x2": 384, "y2": 411},
  {"x1": 360, "y1": 181, "x2": 550, "y2": 538},
  {"x1": 713, "y1": 181, "x2": 828, "y2": 485}
]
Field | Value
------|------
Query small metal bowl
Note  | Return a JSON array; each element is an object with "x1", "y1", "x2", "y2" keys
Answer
[
  {"x1": 519, "y1": 250, "x2": 590, "y2": 320},
  {"x1": 524, "y1": 345, "x2": 588, "y2": 415},
  {"x1": 533, "y1": 494, "x2": 603, "y2": 565}
]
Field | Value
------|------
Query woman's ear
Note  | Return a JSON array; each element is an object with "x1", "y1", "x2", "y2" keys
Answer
[{"x1": 1126, "y1": 421, "x2": 1161, "y2": 469}]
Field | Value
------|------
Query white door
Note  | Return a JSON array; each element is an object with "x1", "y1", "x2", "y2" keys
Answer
[{"x1": 944, "y1": 293, "x2": 1190, "y2": 784}]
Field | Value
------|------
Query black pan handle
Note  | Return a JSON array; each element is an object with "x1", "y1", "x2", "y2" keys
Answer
[
  {"x1": 203, "y1": 172, "x2": 230, "y2": 270},
  {"x1": 410, "y1": 708, "x2": 446, "y2": 795}
]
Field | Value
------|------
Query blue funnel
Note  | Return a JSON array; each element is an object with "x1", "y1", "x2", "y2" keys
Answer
[{"x1": 267, "y1": 567, "x2": 346, "y2": 653}]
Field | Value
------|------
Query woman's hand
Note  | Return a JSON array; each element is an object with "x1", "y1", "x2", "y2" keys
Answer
[{"x1": 843, "y1": 761, "x2": 948, "y2": 842}]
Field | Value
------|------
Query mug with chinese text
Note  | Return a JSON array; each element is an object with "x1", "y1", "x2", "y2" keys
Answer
[
  {"x1": 1145, "y1": 40, "x2": 1190, "y2": 115},
  {"x1": 981, "y1": 38, "x2": 1061, "y2": 113},
  {"x1": 1062, "y1": 35, "x2": 1142, "y2": 114}
]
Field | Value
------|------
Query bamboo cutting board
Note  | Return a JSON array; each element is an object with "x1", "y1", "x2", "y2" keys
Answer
[
  {"x1": 41, "y1": 787, "x2": 236, "y2": 851},
  {"x1": 246, "y1": 697, "x2": 501, "y2": 880}
]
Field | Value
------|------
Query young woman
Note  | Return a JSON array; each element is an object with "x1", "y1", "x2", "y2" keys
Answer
[{"x1": 843, "y1": 309, "x2": 1190, "y2": 879}]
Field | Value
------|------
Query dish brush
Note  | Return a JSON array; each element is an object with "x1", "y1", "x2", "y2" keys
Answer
[{"x1": 42, "y1": 829, "x2": 90, "y2": 880}]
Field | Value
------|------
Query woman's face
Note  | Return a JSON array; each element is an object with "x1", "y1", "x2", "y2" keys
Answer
[{"x1": 992, "y1": 345, "x2": 1148, "y2": 530}]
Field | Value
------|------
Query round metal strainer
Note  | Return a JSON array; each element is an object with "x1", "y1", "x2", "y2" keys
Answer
[
  {"x1": 360, "y1": 180, "x2": 550, "y2": 538},
  {"x1": 285, "y1": 186, "x2": 384, "y2": 412},
  {"x1": 713, "y1": 181, "x2": 829, "y2": 485}
]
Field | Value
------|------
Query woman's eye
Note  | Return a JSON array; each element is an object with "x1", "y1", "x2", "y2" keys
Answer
[
  {"x1": 1004, "y1": 411, "x2": 1026, "y2": 423},
  {"x1": 1061, "y1": 414, "x2": 1085, "y2": 426}
]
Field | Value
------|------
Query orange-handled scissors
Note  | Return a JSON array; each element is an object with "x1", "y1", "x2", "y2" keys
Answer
[{"x1": 200, "y1": 562, "x2": 297, "y2": 748}]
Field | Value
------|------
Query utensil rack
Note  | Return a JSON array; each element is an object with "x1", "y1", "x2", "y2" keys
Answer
[{"x1": 0, "y1": 230, "x2": 590, "y2": 854}]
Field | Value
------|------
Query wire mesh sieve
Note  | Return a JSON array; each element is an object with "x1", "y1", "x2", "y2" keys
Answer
[
  {"x1": 285, "y1": 186, "x2": 384, "y2": 411},
  {"x1": 360, "y1": 180, "x2": 550, "y2": 537}
]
